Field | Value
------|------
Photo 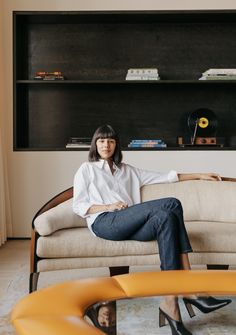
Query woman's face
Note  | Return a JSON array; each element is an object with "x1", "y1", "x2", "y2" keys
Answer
[
  {"x1": 96, "y1": 138, "x2": 116, "y2": 160},
  {"x1": 97, "y1": 305, "x2": 116, "y2": 327}
]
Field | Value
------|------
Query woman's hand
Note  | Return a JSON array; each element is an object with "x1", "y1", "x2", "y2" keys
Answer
[
  {"x1": 107, "y1": 201, "x2": 128, "y2": 211},
  {"x1": 178, "y1": 173, "x2": 222, "y2": 182},
  {"x1": 87, "y1": 202, "x2": 128, "y2": 215},
  {"x1": 198, "y1": 173, "x2": 222, "y2": 181}
]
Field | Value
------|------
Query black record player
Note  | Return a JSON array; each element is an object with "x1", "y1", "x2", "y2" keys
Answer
[{"x1": 177, "y1": 108, "x2": 225, "y2": 147}]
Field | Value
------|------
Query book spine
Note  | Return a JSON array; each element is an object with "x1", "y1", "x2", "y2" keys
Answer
[
  {"x1": 126, "y1": 76, "x2": 159, "y2": 80},
  {"x1": 203, "y1": 69, "x2": 236, "y2": 76},
  {"x1": 201, "y1": 76, "x2": 236, "y2": 80},
  {"x1": 127, "y1": 68, "x2": 158, "y2": 75},
  {"x1": 128, "y1": 144, "x2": 167, "y2": 148},
  {"x1": 130, "y1": 139, "x2": 164, "y2": 144},
  {"x1": 66, "y1": 144, "x2": 91, "y2": 148}
]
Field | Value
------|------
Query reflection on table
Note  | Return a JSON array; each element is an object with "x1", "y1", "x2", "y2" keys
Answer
[{"x1": 85, "y1": 295, "x2": 236, "y2": 335}]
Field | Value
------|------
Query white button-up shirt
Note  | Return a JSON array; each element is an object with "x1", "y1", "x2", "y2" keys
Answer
[{"x1": 73, "y1": 160, "x2": 178, "y2": 234}]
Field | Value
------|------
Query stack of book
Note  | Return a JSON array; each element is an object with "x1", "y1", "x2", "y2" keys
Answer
[
  {"x1": 34, "y1": 71, "x2": 65, "y2": 80},
  {"x1": 199, "y1": 69, "x2": 236, "y2": 80},
  {"x1": 125, "y1": 68, "x2": 160, "y2": 80},
  {"x1": 128, "y1": 139, "x2": 167, "y2": 148},
  {"x1": 66, "y1": 137, "x2": 91, "y2": 148}
]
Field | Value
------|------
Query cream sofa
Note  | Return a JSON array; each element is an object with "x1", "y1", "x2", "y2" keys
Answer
[{"x1": 30, "y1": 179, "x2": 236, "y2": 292}]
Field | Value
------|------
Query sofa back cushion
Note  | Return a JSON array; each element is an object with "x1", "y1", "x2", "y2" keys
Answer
[
  {"x1": 35, "y1": 180, "x2": 236, "y2": 236},
  {"x1": 141, "y1": 180, "x2": 236, "y2": 222}
]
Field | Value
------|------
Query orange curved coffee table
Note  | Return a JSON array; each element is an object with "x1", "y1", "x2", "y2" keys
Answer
[{"x1": 11, "y1": 270, "x2": 236, "y2": 335}]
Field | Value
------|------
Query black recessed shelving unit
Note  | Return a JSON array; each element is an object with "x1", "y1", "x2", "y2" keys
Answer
[{"x1": 13, "y1": 10, "x2": 236, "y2": 151}]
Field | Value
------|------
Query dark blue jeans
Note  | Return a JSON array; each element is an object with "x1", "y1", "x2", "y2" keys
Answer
[{"x1": 92, "y1": 198, "x2": 192, "y2": 271}]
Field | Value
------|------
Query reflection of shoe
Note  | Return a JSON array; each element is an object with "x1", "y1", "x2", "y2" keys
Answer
[
  {"x1": 183, "y1": 296, "x2": 232, "y2": 318},
  {"x1": 159, "y1": 308, "x2": 192, "y2": 335}
]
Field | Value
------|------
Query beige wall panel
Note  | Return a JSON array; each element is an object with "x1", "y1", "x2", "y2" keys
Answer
[{"x1": 2, "y1": 0, "x2": 236, "y2": 236}]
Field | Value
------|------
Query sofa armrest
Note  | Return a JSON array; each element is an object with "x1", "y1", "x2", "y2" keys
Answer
[
  {"x1": 32, "y1": 187, "x2": 73, "y2": 223},
  {"x1": 222, "y1": 177, "x2": 236, "y2": 182}
]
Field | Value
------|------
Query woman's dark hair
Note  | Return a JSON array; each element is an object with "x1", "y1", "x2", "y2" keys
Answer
[
  {"x1": 88, "y1": 125, "x2": 122, "y2": 165},
  {"x1": 85, "y1": 301, "x2": 117, "y2": 335}
]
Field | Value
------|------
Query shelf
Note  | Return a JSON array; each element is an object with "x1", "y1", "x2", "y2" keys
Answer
[
  {"x1": 13, "y1": 10, "x2": 236, "y2": 151},
  {"x1": 124, "y1": 146, "x2": 234, "y2": 151},
  {"x1": 16, "y1": 80, "x2": 236, "y2": 84},
  {"x1": 14, "y1": 146, "x2": 236, "y2": 151}
]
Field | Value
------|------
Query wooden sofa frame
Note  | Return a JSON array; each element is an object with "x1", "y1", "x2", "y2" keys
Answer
[{"x1": 30, "y1": 187, "x2": 129, "y2": 292}]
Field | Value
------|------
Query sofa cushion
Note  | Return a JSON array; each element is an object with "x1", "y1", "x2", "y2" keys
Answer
[
  {"x1": 188, "y1": 221, "x2": 236, "y2": 252},
  {"x1": 35, "y1": 180, "x2": 236, "y2": 236},
  {"x1": 34, "y1": 199, "x2": 87, "y2": 236},
  {"x1": 142, "y1": 180, "x2": 236, "y2": 223},
  {"x1": 37, "y1": 221, "x2": 236, "y2": 258},
  {"x1": 37, "y1": 227, "x2": 157, "y2": 258}
]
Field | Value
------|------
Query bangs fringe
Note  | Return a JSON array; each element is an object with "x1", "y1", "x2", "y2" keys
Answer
[{"x1": 95, "y1": 125, "x2": 117, "y2": 140}]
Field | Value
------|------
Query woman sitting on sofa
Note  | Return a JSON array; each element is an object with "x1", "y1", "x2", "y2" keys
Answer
[{"x1": 73, "y1": 124, "x2": 231, "y2": 335}]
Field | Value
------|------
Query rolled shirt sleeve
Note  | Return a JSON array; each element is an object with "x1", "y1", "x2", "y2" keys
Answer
[
  {"x1": 73, "y1": 163, "x2": 92, "y2": 218},
  {"x1": 134, "y1": 166, "x2": 179, "y2": 186},
  {"x1": 166, "y1": 170, "x2": 179, "y2": 183}
]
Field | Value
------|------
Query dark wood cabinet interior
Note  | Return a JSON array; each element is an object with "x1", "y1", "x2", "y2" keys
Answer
[{"x1": 13, "y1": 10, "x2": 236, "y2": 150}]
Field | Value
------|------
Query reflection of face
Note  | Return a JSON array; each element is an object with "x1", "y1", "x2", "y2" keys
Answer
[
  {"x1": 97, "y1": 305, "x2": 116, "y2": 327},
  {"x1": 96, "y1": 138, "x2": 116, "y2": 161}
]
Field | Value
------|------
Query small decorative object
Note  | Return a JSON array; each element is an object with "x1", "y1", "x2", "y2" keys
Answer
[
  {"x1": 199, "y1": 69, "x2": 236, "y2": 80},
  {"x1": 34, "y1": 71, "x2": 65, "y2": 80},
  {"x1": 125, "y1": 68, "x2": 160, "y2": 80},
  {"x1": 177, "y1": 108, "x2": 225, "y2": 147}
]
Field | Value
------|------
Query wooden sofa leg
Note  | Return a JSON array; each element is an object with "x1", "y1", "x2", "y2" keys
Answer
[
  {"x1": 29, "y1": 272, "x2": 40, "y2": 293},
  {"x1": 109, "y1": 266, "x2": 129, "y2": 276},
  {"x1": 207, "y1": 264, "x2": 229, "y2": 270}
]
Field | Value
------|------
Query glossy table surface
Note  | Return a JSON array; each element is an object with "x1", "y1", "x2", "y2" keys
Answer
[{"x1": 12, "y1": 270, "x2": 236, "y2": 335}]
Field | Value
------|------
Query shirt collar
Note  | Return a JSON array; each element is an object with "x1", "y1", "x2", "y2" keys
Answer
[{"x1": 95, "y1": 159, "x2": 120, "y2": 171}]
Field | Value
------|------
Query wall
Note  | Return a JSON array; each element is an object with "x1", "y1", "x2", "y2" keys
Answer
[
  {"x1": 0, "y1": 3, "x2": 3, "y2": 121},
  {"x1": 2, "y1": 0, "x2": 236, "y2": 237}
]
